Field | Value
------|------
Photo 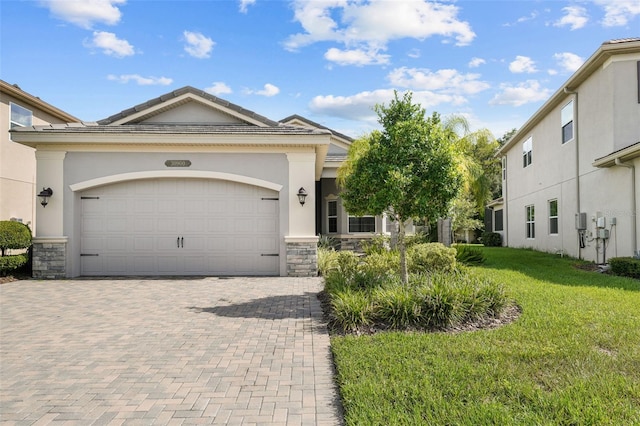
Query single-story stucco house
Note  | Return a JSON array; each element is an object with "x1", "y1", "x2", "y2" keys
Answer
[{"x1": 10, "y1": 86, "x2": 390, "y2": 278}]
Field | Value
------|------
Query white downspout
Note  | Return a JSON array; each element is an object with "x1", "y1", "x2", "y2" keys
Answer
[
  {"x1": 564, "y1": 87, "x2": 581, "y2": 259},
  {"x1": 614, "y1": 158, "x2": 637, "y2": 257}
]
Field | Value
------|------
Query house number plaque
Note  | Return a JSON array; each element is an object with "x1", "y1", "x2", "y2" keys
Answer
[{"x1": 165, "y1": 160, "x2": 192, "y2": 167}]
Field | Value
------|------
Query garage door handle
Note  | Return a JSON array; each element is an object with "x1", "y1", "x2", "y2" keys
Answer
[
  {"x1": 177, "y1": 237, "x2": 180, "y2": 248},
  {"x1": 181, "y1": 237, "x2": 184, "y2": 248}
]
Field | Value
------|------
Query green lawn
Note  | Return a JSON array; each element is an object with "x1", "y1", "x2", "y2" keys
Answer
[{"x1": 330, "y1": 247, "x2": 640, "y2": 425}]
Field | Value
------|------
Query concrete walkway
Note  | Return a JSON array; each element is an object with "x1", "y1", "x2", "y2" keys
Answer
[{"x1": 0, "y1": 277, "x2": 342, "y2": 425}]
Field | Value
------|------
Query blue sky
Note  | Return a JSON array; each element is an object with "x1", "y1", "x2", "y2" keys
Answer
[{"x1": 1, "y1": 0, "x2": 639, "y2": 140}]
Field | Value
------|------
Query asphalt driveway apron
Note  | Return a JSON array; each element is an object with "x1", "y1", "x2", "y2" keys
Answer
[{"x1": 0, "y1": 277, "x2": 342, "y2": 425}]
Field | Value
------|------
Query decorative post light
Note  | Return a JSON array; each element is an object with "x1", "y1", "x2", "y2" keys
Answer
[
  {"x1": 297, "y1": 187, "x2": 308, "y2": 206},
  {"x1": 38, "y1": 187, "x2": 53, "y2": 208}
]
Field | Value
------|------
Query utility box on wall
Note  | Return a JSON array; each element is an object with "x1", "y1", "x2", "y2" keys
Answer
[{"x1": 575, "y1": 212, "x2": 587, "y2": 230}]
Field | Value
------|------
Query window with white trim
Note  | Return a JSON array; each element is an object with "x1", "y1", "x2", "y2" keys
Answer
[
  {"x1": 561, "y1": 101, "x2": 574, "y2": 144},
  {"x1": 494, "y1": 209, "x2": 503, "y2": 232},
  {"x1": 526, "y1": 205, "x2": 535, "y2": 239},
  {"x1": 522, "y1": 137, "x2": 532, "y2": 168},
  {"x1": 549, "y1": 199, "x2": 558, "y2": 235},
  {"x1": 10, "y1": 102, "x2": 32, "y2": 129},
  {"x1": 348, "y1": 216, "x2": 375, "y2": 233},
  {"x1": 327, "y1": 200, "x2": 338, "y2": 233}
]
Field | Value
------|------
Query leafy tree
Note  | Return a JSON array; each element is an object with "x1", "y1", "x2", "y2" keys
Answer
[
  {"x1": 497, "y1": 128, "x2": 517, "y2": 147},
  {"x1": 338, "y1": 91, "x2": 462, "y2": 283}
]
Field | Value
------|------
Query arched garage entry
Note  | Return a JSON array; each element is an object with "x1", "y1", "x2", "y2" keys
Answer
[{"x1": 71, "y1": 172, "x2": 282, "y2": 276}]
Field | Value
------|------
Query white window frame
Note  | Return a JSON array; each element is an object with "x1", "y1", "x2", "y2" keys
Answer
[
  {"x1": 526, "y1": 204, "x2": 535, "y2": 239},
  {"x1": 502, "y1": 157, "x2": 507, "y2": 180},
  {"x1": 549, "y1": 199, "x2": 558, "y2": 235},
  {"x1": 561, "y1": 100, "x2": 574, "y2": 144},
  {"x1": 522, "y1": 137, "x2": 532, "y2": 168},
  {"x1": 348, "y1": 215, "x2": 376, "y2": 233},
  {"x1": 327, "y1": 200, "x2": 338, "y2": 234},
  {"x1": 10, "y1": 102, "x2": 32, "y2": 129}
]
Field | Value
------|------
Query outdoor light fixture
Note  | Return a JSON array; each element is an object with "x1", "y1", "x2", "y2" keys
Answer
[
  {"x1": 38, "y1": 187, "x2": 53, "y2": 208},
  {"x1": 297, "y1": 187, "x2": 308, "y2": 206}
]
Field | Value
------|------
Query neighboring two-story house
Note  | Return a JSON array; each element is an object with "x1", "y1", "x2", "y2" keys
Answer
[
  {"x1": 0, "y1": 80, "x2": 78, "y2": 230},
  {"x1": 490, "y1": 38, "x2": 640, "y2": 263}
]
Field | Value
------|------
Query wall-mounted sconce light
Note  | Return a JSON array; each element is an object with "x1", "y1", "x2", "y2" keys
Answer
[
  {"x1": 38, "y1": 187, "x2": 53, "y2": 208},
  {"x1": 297, "y1": 187, "x2": 308, "y2": 206}
]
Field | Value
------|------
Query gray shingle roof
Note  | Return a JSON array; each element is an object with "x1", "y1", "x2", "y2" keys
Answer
[
  {"x1": 98, "y1": 86, "x2": 281, "y2": 127},
  {"x1": 279, "y1": 114, "x2": 354, "y2": 142}
]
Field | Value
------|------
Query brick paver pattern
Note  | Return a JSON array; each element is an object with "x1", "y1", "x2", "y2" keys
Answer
[{"x1": 0, "y1": 277, "x2": 342, "y2": 425}]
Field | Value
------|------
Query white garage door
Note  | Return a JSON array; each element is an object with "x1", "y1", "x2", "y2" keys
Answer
[{"x1": 80, "y1": 178, "x2": 280, "y2": 276}]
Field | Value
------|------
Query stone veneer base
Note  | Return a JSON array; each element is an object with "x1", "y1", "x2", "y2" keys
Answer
[
  {"x1": 32, "y1": 239, "x2": 67, "y2": 279},
  {"x1": 286, "y1": 241, "x2": 318, "y2": 277}
]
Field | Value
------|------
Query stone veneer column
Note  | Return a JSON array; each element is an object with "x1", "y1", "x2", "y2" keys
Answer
[
  {"x1": 285, "y1": 237, "x2": 318, "y2": 277},
  {"x1": 32, "y1": 237, "x2": 67, "y2": 279}
]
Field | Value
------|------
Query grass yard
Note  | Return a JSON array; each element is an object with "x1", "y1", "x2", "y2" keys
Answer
[{"x1": 330, "y1": 247, "x2": 640, "y2": 425}]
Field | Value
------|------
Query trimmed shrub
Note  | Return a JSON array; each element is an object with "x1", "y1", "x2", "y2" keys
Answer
[
  {"x1": 454, "y1": 244, "x2": 486, "y2": 265},
  {"x1": 609, "y1": 257, "x2": 640, "y2": 279},
  {"x1": 405, "y1": 231, "x2": 432, "y2": 247},
  {"x1": 408, "y1": 243, "x2": 457, "y2": 273},
  {"x1": 0, "y1": 221, "x2": 32, "y2": 256},
  {"x1": 481, "y1": 231, "x2": 502, "y2": 247},
  {"x1": 373, "y1": 286, "x2": 423, "y2": 329},
  {"x1": 0, "y1": 253, "x2": 29, "y2": 276},
  {"x1": 360, "y1": 234, "x2": 390, "y2": 255}
]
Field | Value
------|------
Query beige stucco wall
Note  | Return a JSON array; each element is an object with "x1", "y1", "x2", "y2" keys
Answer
[
  {"x1": 503, "y1": 54, "x2": 640, "y2": 261},
  {"x1": 0, "y1": 91, "x2": 71, "y2": 230}
]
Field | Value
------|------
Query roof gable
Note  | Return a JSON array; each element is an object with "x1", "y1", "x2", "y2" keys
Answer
[
  {"x1": 279, "y1": 114, "x2": 352, "y2": 154},
  {"x1": 98, "y1": 86, "x2": 279, "y2": 127}
]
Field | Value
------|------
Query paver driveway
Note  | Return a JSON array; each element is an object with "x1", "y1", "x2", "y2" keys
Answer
[{"x1": 0, "y1": 277, "x2": 342, "y2": 425}]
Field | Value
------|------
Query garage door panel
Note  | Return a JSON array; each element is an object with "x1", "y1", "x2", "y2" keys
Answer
[{"x1": 81, "y1": 178, "x2": 280, "y2": 276}]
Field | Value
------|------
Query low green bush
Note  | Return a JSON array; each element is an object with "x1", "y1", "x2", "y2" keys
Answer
[
  {"x1": 0, "y1": 253, "x2": 29, "y2": 276},
  {"x1": 481, "y1": 231, "x2": 502, "y2": 247},
  {"x1": 372, "y1": 286, "x2": 422, "y2": 329},
  {"x1": 609, "y1": 257, "x2": 640, "y2": 279},
  {"x1": 317, "y1": 234, "x2": 338, "y2": 250},
  {"x1": 408, "y1": 243, "x2": 457, "y2": 273},
  {"x1": 317, "y1": 247, "x2": 339, "y2": 276},
  {"x1": 454, "y1": 244, "x2": 486, "y2": 265},
  {"x1": 0, "y1": 221, "x2": 32, "y2": 256},
  {"x1": 360, "y1": 234, "x2": 390, "y2": 255},
  {"x1": 330, "y1": 290, "x2": 375, "y2": 332}
]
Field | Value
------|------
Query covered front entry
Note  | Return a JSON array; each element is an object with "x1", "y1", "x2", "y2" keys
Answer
[{"x1": 79, "y1": 178, "x2": 280, "y2": 276}]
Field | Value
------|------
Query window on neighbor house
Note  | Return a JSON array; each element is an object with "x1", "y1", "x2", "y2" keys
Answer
[
  {"x1": 522, "y1": 137, "x2": 532, "y2": 168},
  {"x1": 637, "y1": 61, "x2": 640, "y2": 103},
  {"x1": 549, "y1": 199, "x2": 558, "y2": 235},
  {"x1": 327, "y1": 200, "x2": 337, "y2": 233},
  {"x1": 526, "y1": 205, "x2": 535, "y2": 239},
  {"x1": 348, "y1": 216, "x2": 375, "y2": 233},
  {"x1": 10, "y1": 102, "x2": 32, "y2": 129},
  {"x1": 494, "y1": 209, "x2": 504, "y2": 231},
  {"x1": 502, "y1": 157, "x2": 507, "y2": 180},
  {"x1": 561, "y1": 100, "x2": 574, "y2": 144}
]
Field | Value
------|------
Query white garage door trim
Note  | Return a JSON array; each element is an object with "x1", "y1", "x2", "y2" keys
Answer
[
  {"x1": 79, "y1": 178, "x2": 280, "y2": 276},
  {"x1": 70, "y1": 170, "x2": 283, "y2": 193}
]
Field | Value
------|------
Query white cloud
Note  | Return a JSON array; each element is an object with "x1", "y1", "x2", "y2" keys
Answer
[
  {"x1": 388, "y1": 67, "x2": 490, "y2": 95},
  {"x1": 245, "y1": 83, "x2": 280, "y2": 97},
  {"x1": 407, "y1": 49, "x2": 421, "y2": 59},
  {"x1": 284, "y1": 0, "x2": 475, "y2": 64},
  {"x1": 183, "y1": 31, "x2": 215, "y2": 59},
  {"x1": 503, "y1": 10, "x2": 539, "y2": 27},
  {"x1": 85, "y1": 31, "x2": 134, "y2": 57},
  {"x1": 489, "y1": 80, "x2": 552, "y2": 107},
  {"x1": 205, "y1": 82, "x2": 233, "y2": 96},
  {"x1": 594, "y1": 0, "x2": 640, "y2": 27},
  {"x1": 468, "y1": 57, "x2": 486, "y2": 68},
  {"x1": 324, "y1": 47, "x2": 390, "y2": 66},
  {"x1": 554, "y1": 6, "x2": 588, "y2": 30},
  {"x1": 239, "y1": 0, "x2": 256, "y2": 13},
  {"x1": 309, "y1": 88, "x2": 467, "y2": 122},
  {"x1": 40, "y1": 0, "x2": 125, "y2": 29},
  {"x1": 509, "y1": 56, "x2": 538, "y2": 74},
  {"x1": 107, "y1": 74, "x2": 172, "y2": 85},
  {"x1": 553, "y1": 52, "x2": 585, "y2": 73}
]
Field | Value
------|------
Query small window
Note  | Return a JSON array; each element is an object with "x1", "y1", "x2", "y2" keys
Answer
[
  {"x1": 523, "y1": 137, "x2": 532, "y2": 168},
  {"x1": 327, "y1": 200, "x2": 337, "y2": 233},
  {"x1": 10, "y1": 103, "x2": 32, "y2": 128},
  {"x1": 494, "y1": 209, "x2": 504, "y2": 232},
  {"x1": 561, "y1": 101, "x2": 574, "y2": 143},
  {"x1": 348, "y1": 216, "x2": 375, "y2": 233},
  {"x1": 549, "y1": 199, "x2": 558, "y2": 235},
  {"x1": 502, "y1": 157, "x2": 507, "y2": 180},
  {"x1": 526, "y1": 205, "x2": 535, "y2": 239}
]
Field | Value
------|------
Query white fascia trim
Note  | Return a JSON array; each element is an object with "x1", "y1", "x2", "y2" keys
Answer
[
  {"x1": 70, "y1": 170, "x2": 283, "y2": 192},
  {"x1": 33, "y1": 237, "x2": 68, "y2": 243},
  {"x1": 284, "y1": 236, "x2": 319, "y2": 243}
]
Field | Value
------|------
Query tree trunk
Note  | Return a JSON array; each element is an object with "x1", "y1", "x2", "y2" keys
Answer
[{"x1": 398, "y1": 219, "x2": 408, "y2": 284}]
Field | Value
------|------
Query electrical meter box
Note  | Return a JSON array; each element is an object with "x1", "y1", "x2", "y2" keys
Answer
[
  {"x1": 575, "y1": 212, "x2": 587, "y2": 230},
  {"x1": 597, "y1": 229, "x2": 610, "y2": 239},
  {"x1": 596, "y1": 217, "x2": 606, "y2": 229}
]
